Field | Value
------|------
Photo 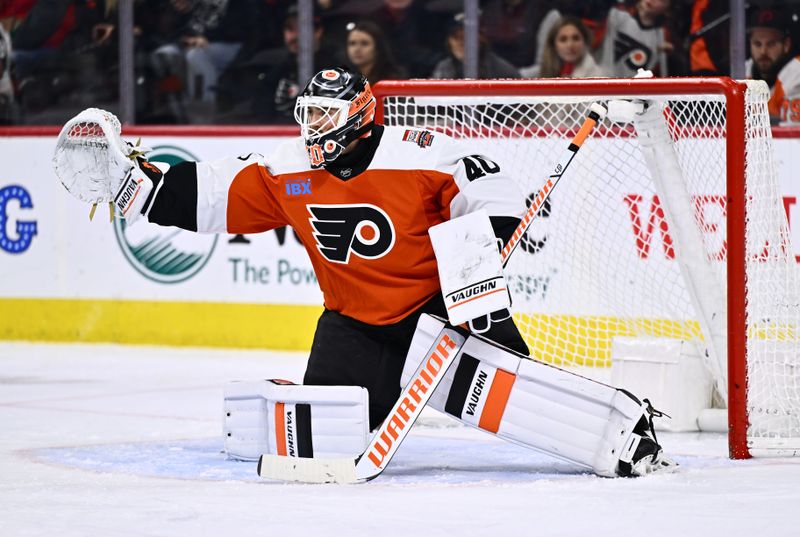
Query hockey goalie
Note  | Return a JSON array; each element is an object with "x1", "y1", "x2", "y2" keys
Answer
[{"x1": 53, "y1": 67, "x2": 676, "y2": 482}]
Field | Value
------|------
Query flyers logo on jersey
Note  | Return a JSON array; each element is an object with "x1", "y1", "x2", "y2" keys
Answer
[
  {"x1": 614, "y1": 32, "x2": 653, "y2": 71},
  {"x1": 308, "y1": 204, "x2": 396, "y2": 264}
]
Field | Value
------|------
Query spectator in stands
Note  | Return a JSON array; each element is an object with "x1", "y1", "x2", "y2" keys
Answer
[
  {"x1": 535, "y1": 0, "x2": 616, "y2": 67},
  {"x1": 5, "y1": 0, "x2": 118, "y2": 117},
  {"x1": 134, "y1": 0, "x2": 194, "y2": 123},
  {"x1": 0, "y1": 21, "x2": 15, "y2": 123},
  {"x1": 598, "y1": 0, "x2": 674, "y2": 77},
  {"x1": 345, "y1": 20, "x2": 404, "y2": 86},
  {"x1": 747, "y1": 7, "x2": 791, "y2": 83},
  {"x1": 521, "y1": 16, "x2": 604, "y2": 78},
  {"x1": 746, "y1": 7, "x2": 796, "y2": 124},
  {"x1": 480, "y1": 0, "x2": 547, "y2": 68},
  {"x1": 430, "y1": 12, "x2": 520, "y2": 80},
  {"x1": 181, "y1": 0, "x2": 261, "y2": 105},
  {"x1": 687, "y1": 0, "x2": 729, "y2": 75},
  {"x1": 216, "y1": 4, "x2": 339, "y2": 123},
  {"x1": 359, "y1": 0, "x2": 445, "y2": 78}
]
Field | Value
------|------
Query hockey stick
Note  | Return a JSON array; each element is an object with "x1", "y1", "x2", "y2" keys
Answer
[
  {"x1": 258, "y1": 322, "x2": 468, "y2": 483},
  {"x1": 501, "y1": 102, "x2": 607, "y2": 266},
  {"x1": 257, "y1": 103, "x2": 607, "y2": 484}
]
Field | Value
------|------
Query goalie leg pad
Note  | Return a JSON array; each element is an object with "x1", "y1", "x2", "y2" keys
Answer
[
  {"x1": 402, "y1": 315, "x2": 650, "y2": 477},
  {"x1": 223, "y1": 380, "x2": 369, "y2": 461}
]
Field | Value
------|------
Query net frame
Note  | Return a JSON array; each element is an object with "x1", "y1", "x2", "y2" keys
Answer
[{"x1": 372, "y1": 77, "x2": 760, "y2": 459}]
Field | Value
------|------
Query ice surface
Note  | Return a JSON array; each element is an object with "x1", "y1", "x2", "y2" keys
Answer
[{"x1": 2, "y1": 342, "x2": 799, "y2": 537}]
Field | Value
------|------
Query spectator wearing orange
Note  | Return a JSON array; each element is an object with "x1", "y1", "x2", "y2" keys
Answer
[
  {"x1": 687, "y1": 0, "x2": 729, "y2": 75},
  {"x1": 745, "y1": 7, "x2": 796, "y2": 125}
]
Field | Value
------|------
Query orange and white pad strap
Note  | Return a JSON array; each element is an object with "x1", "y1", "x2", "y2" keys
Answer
[
  {"x1": 401, "y1": 315, "x2": 648, "y2": 477},
  {"x1": 223, "y1": 380, "x2": 369, "y2": 462},
  {"x1": 428, "y1": 209, "x2": 510, "y2": 326}
]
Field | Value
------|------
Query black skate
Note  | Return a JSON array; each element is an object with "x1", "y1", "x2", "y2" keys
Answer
[{"x1": 617, "y1": 399, "x2": 678, "y2": 477}]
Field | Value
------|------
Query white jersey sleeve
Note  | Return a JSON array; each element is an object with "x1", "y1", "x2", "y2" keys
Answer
[
  {"x1": 433, "y1": 134, "x2": 526, "y2": 221},
  {"x1": 147, "y1": 152, "x2": 287, "y2": 234}
]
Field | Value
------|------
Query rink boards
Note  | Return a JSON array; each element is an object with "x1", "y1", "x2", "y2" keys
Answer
[{"x1": 1, "y1": 128, "x2": 799, "y2": 350}]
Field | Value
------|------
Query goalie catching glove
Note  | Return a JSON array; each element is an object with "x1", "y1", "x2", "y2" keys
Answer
[{"x1": 53, "y1": 107, "x2": 166, "y2": 224}]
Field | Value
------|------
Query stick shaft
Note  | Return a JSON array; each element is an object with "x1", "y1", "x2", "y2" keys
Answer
[{"x1": 501, "y1": 104, "x2": 606, "y2": 266}]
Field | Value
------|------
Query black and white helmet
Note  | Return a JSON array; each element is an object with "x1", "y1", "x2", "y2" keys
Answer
[{"x1": 294, "y1": 67, "x2": 376, "y2": 168}]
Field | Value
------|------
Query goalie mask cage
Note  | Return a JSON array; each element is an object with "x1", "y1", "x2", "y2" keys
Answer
[{"x1": 373, "y1": 77, "x2": 800, "y2": 459}]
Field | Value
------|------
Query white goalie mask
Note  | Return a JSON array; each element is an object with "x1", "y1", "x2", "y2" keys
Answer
[
  {"x1": 294, "y1": 96, "x2": 351, "y2": 144},
  {"x1": 293, "y1": 68, "x2": 376, "y2": 168}
]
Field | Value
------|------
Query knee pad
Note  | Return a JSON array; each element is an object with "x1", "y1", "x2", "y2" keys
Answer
[
  {"x1": 402, "y1": 315, "x2": 648, "y2": 476},
  {"x1": 223, "y1": 380, "x2": 370, "y2": 461}
]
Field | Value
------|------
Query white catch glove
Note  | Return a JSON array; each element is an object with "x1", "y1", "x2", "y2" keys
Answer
[{"x1": 53, "y1": 107, "x2": 158, "y2": 223}]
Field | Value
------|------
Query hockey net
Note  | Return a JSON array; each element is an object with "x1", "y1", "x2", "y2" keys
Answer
[{"x1": 374, "y1": 78, "x2": 800, "y2": 458}]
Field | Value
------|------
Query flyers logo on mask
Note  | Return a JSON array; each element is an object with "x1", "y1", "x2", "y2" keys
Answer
[
  {"x1": 308, "y1": 204, "x2": 396, "y2": 264},
  {"x1": 307, "y1": 144, "x2": 325, "y2": 167}
]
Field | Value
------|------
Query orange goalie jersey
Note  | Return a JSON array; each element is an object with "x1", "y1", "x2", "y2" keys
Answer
[{"x1": 158, "y1": 126, "x2": 525, "y2": 325}]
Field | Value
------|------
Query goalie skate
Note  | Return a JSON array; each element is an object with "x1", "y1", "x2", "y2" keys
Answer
[{"x1": 617, "y1": 403, "x2": 678, "y2": 477}]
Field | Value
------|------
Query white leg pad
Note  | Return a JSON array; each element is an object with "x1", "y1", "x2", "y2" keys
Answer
[
  {"x1": 223, "y1": 380, "x2": 370, "y2": 461},
  {"x1": 402, "y1": 315, "x2": 647, "y2": 476}
]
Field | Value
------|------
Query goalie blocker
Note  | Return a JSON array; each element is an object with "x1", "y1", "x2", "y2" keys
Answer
[{"x1": 402, "y1": 315, "x2": 675, "y2": 477}]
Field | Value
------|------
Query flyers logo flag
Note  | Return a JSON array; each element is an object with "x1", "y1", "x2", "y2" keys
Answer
[
  {"x1": 308, "y1": 204, "x2": 396, "y2": 264},
  {"x1": 613, "y1": 32, "x2": 653, "y2": 71}
]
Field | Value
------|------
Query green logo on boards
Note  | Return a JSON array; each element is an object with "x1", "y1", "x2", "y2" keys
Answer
[{"x1": 113, "y1": 145, "x2": 218, "y2": 284}]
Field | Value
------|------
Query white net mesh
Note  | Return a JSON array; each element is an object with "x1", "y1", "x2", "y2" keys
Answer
[
  {"x1": 380, "y1": 80, "x2": 800, "y2": 455},
  {"x1": 742, "y1": 83, "x2": 800, "y2": 453}
]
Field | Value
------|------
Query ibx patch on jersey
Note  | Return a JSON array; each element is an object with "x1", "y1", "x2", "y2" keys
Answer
[
  {"x1": 284, "y1": 178, "x2": 312, "y2": 196},
  {"x1": 402, "y1": 129, "x2": 435, "y2": 148}
]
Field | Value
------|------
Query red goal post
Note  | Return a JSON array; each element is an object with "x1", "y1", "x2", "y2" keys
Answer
[{"x1": 372, "y1": 77, "x2": 798, "y2": 460}]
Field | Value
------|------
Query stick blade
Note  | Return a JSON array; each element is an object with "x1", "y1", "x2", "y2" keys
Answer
[{"x1": 257, "y1": 454, "x2": 360, "y2": 484}]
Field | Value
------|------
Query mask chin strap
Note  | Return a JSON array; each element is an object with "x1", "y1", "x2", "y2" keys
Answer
[{"x1": 350, "y1": 122, "x2": 373, "y2": 140}]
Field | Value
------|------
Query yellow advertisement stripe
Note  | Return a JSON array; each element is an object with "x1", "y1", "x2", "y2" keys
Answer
[
  {"x1": 0, "y1": 298, "x2": 321, "y2": 350},
  {"x1": 6, "y1": 301, "x2": 795, "y2": 358},
  {"x1": 515, "y1": 313, "x2": 704, "y2": 368}
]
